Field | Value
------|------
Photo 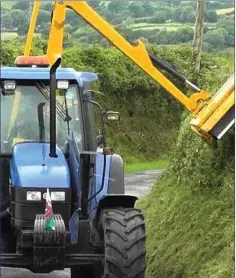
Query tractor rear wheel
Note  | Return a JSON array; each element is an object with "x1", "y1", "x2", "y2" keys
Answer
[{"x1": 101, "y1": 208, "x2": 146, "y2": 278}]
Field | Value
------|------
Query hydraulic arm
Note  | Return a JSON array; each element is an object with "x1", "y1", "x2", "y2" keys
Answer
[{"x1": 17, "y1": 1, "x2": 235, "y2": 145}]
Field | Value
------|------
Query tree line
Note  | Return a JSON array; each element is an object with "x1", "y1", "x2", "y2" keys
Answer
[{"x1": 1, "y1": 1, "x2": 234, "y2": 52}]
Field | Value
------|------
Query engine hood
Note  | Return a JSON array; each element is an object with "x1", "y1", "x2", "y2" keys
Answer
[{"x1": 10, "y1": 142, "x2": 71, "y2": 188}]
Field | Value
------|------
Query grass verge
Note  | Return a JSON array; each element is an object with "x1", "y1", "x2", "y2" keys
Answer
[
  {"x1": 138, "y1": 170, "x2": 234, "y2": 278},
  {"x1": 137, "y1": 114, "x2": 234, "y2": 278}
]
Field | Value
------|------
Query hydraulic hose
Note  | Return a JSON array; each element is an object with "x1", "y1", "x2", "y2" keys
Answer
[{"x1": 148, "y1": 51, "x2": 201, "y2": 92}]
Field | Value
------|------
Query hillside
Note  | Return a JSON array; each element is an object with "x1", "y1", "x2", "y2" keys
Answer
[{"x1": 1, "y1": 1, "x2": 234, "y2": 52}]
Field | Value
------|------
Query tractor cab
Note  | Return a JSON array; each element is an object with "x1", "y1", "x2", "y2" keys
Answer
[
  {"x1": 0, "y1": 64, "x2": 98, "y2": 239},
  {"x1": 0, "y1": 68, "x2": 85, "y2": 154}
]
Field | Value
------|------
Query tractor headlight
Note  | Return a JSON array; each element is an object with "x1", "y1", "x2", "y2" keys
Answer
[
  {"x1": 27, "y1": 191, "x2": 41, "y2": 201},
  {"x1": 50, "y1": 191, "x2": 65, "y2": 201},
  {"x1": 4, "y1": 81, "x2": 16, "y2": 90},
  {"x1": 2, "y1": 81, "x2": 16, "y2": 95}
]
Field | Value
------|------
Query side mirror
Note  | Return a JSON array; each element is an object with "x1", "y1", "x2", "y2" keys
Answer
[{"x1": 105, "y1": 111, "x2": 120, "y2": 121}]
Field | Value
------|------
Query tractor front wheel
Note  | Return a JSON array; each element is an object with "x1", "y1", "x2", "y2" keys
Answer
[{"x1": 101, "y1": 208, "x2": 146, "y2": 278}]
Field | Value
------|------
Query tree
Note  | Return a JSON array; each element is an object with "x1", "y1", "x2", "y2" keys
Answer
[
  {"x1": 128, "y1": 2, "x2": 146, "y2": 18},
  {"x1": 217, "y1": 18, "x2": 234, "y2": 47},
  {"x1": 42, "y1": 3, "x2": 53, "y2": 11},
  {"x1": 38, "y1": 22, "x2": 50, "y2": 38},
  {"x1": 169, "y1": 1, "x2": 181, "y2": 8},
  {"x1": 88, "y1": 2, "x2": 100, "y2": 9},
  {"x1": 18, "y1": 22, "x2": 29, "y2": 36},
  {"x1": 101, "y1": 8, "x2": 116, "y2": 21},
  {"x1": 193, "y1": 2, "x2": 206, "y2": 75},
  {"x1": 171, "y1": 8, "x2": 182, "y2": 22},
  {"x1": 204, "y1": 28, "x2": 227, "y2": 50},
  {"x1": 179, "y1": 6, "x2": 195, "y2": 23},
  {"x1": 176, "y1": 28, "x2": 194, "y2": 43},
  {"x1": 66, "y1": 10, "x2": 77, "y2": 25},
  {"x1": 12, "y1": 1, "x2": 29, "y2": 11},
  {"x1": 107, "y1": 2, "x2": 128, "y2": 14},
  {"x1": 142, "y1": 2, "x2": 155, "y2": 16},
  {"x1": 205, "y1": 10, "x2": 218, "y2": 23},
  {"x1": 1, "y1": 14, "x2": 13, "y2": 29},
  {"x1": 217, "y1": 17, "x2": 234, "y2": 37},
  {"x1": 10, "y1": 10, "x2": 27, "y2": 29},
  {"x1": 64, "y1": 24, "x2": 73, "y2": 34},
  {"x1": 37, "y1": 10, "x2": 51, "y2": 25},
  {"x1": 151, "y1": 11, "x2": 169, "y2": 23}
]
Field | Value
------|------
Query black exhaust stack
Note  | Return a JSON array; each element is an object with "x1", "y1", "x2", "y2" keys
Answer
[{"x1": 49, "y1": 57, "x2": 61, "y2": 158}]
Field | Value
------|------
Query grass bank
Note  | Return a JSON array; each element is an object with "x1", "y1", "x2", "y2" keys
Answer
[
  {"x1": 136, "y1": 49, "x2": 234, "y2": 277},
  {"x1": 138, "y1": 116, "x2": 234, "y2": 278}
]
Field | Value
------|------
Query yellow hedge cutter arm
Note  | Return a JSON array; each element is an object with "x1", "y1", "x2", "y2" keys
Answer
[{"x1": 17, "y1": 1, "x2": 235, "y2": 145}]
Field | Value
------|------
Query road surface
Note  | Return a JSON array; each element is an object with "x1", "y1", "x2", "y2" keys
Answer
[{"x1": 1, "y1": 169, "x2": 164, "y2": 278}]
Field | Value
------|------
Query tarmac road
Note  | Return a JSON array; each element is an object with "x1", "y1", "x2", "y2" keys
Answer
[{"x1": 1, "y1": 169, "x2": 164, "y2": 278}]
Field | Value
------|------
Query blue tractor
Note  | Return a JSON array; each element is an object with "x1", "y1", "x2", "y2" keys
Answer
[{"x1": 0, "y1": 58, "x2": 146, "y2": 277}]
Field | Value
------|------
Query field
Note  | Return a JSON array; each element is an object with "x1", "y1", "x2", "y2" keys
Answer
[
  {"x1": 132, "y1": 23, "x2": 184, "y2": 31},
  {"x1": 2, "y1": 32, "x2": 18, "y2": 40},
  {"x1": 132, "y1": 22, "x2": 217, "y2": 31},
  {"x1": 216, "y1": 8, "x2": 234, "y2": 15},
  {"x1": 1, "y1": 1, "x2": 17, "y2": 9}
]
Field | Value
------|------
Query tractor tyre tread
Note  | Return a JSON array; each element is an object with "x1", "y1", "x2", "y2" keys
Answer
[{"x1": 102, "y1": 208, "x2": 146, "y2": 278}]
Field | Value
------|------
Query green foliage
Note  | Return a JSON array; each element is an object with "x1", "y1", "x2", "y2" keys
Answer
[
  {"x1": 207, "y1": 1, "x2": 234, "y2": 10},
  {"x1": 217, "y1": 17, "x2": 235, "y2": 47},
  {"x1": 1, "y1": 40, "x2": 234, "y2": 165},
  {"x1": 1, "y1": 1, "x2": 234, "y2": 52},
  {"x1": 138, "y1": 116, "x2": 234, "y2": 278},
  {"x1": 128, "y1": 2, "x2": 146, "y2": 18},
  {"x1": 1, "y1": 13, "x2": 13, "y2": 29},
  {"x1": 10, "y1": 9, "x2": 27, "y2": 29},
  {"x1": 12, "y1": 1, "x2": 29, "y2": 10},
  {"x1": 206, "y1": 10, "x2": 218, "y2": 23},
  {"x1": 142, "y1": 2, "x2": 156, "y2": 16},
  {"x1": 107, "y1": 2, "x2": 128, "y2": 14},
  {"x1": 178, "y1": 6, "x2": 196, "y2": 23},
  {"x1": 38, "y1": 10, "x2": 51, "y2": 24},
  {"x1": 204, "y1": 28, "x2": 228, "y2": 51},
  {"x1": 138, "y1": 54, "x2": 234, "y2": 278}
]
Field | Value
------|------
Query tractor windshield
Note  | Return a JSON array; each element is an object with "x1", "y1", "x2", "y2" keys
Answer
[{"x1": 0, "y1": 80, "x2": 82, "y2": 154}]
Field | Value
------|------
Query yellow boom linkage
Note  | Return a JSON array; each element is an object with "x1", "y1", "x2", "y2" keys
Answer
[{"x1": 18, "y1": 1, "x2": 235, "y2": 145}]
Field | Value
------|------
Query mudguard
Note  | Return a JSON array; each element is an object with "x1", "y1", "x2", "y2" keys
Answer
[{"x1": 97, "y1": 194, "x2": 138, "y2": 210}]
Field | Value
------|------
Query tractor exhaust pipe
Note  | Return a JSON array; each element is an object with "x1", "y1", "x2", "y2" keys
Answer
[{"x1": 49, "y1": 57, "x2": 61, "y2": 158}]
